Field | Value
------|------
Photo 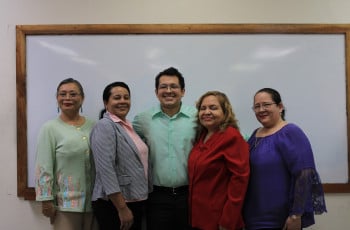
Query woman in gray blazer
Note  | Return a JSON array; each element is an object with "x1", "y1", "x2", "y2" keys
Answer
[{"x1": 90, "y1": 82, "x2": 151, "y2": 230}]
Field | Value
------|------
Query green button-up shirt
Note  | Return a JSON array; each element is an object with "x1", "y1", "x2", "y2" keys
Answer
[{"x1": 133, "y1": 104, "x2": 197, "y2": 187}]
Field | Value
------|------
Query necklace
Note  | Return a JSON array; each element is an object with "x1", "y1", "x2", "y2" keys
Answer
[{"x1": 254, "y1": 136, "x2": 263, "y2": 149}]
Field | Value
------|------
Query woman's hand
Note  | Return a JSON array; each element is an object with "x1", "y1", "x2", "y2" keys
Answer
[
  {"x1": 283, "y1": 215, "x2": 301, "y2": 230},
  {"x1": 108, "y1": 192, "x2": 134, "y2": 229},
  {"x1": 41, "y1": 200, "x2": 56, "y2": 224},
  {"x1": 118, "y1": 206, "x2": 134, "y2": 230}
]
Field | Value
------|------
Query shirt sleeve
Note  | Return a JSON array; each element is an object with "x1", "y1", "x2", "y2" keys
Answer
[
  {"x1": 35, "y1": 124, "x2": 56, "y2": 201},
  {"x1": 220, "y1": 129, "x2": 250, "y2": 228},
  {"x1": 90, "y1": 119, "x2": 121, "y2": 195},
  {"x1": 132, "y1": 113, "x2": 144, "y2": 139},
  {"x1": 277, "y1": 124, "x2": 327, "y2": 223},
  {"x1": 277, "y1": 124, "x2": 316, "y2": 174},
  {"x1": 291, "y1": 168, "x2": 327, "y2": 215}
]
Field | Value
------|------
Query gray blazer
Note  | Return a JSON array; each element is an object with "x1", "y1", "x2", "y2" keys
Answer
[{"x1": 90, "y1": 113, "x2": 150, "y2": 201}]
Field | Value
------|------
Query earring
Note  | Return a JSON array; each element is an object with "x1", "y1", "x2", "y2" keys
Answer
[
  {"x1": 80, "y1": 106, "x2": 83, "y2": 113},
  {"x1": 57, "y1": 107, "x2": 60, "y2": 113}
]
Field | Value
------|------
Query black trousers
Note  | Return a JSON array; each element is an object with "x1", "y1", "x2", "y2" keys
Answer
[
  {"x1": 92, "y1": 199, "x2": 146, "y2": 230},
  {"x1": 146, "y1": 186, "x2": 191, "y2": 230}
]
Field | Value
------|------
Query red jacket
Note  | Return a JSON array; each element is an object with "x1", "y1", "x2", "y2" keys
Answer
[{"x1": 188, "y1": 126, "x2": 250, "y2": 230}]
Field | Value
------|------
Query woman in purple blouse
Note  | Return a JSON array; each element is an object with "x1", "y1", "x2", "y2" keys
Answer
[{"x1": 243, "y1": 88, "x2": 326, "y2": 230}]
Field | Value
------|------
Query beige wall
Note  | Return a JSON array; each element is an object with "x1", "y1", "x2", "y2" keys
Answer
[{"x1": 1, "y1": 0, "x2": 350, "y2": 229}]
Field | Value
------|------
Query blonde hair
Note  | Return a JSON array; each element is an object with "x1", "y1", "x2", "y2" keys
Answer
[{"x1": 195, "y1": 91, "x2": 240, "y2": 140}]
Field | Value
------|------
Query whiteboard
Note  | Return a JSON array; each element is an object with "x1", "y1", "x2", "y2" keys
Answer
[{"x1": 25, "y1": 34, "x2": 348, "y2": 187}]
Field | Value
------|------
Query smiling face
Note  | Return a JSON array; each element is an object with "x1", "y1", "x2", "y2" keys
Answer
[
  {"x1": 253, "y1": 91, "x2": 283, "y2": 128},
  {"x1": 198, "y1": 95, "x2": 225, "y2": 133},
  {"x1": 105, "y1": 86, "x2": 131, "y2": 120},
  {"x1": 155, "y1": 75, "x2": 185, "y2": 114},
  {"x1": 56, "y1": 82, "x2": 84, "y2": 115}
]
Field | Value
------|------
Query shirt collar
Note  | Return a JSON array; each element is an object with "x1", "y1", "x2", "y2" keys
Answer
[
  {"x1": 151, "y1": 103, "x2": 192, "y2": 118},
  {"x1": 106, "y1": 111, "x2": 131, "y2": 127}
]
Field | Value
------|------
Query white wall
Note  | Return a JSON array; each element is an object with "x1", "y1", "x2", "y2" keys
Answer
[{"x1": 1, "y1": 0, "x2": 350, "y2": 229}]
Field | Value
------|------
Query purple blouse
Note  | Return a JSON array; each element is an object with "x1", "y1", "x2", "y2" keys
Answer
[{"x1": 243, "y1": 123, "x2": 326, "y2": 230}]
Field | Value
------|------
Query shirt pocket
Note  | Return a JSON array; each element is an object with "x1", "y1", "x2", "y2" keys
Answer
[
  {"x1": 118, "y1": 175, "x2": 132, "y2": 199},
  {"x1": 118, "y1": 175, "x2": 132, "y2": 185}
]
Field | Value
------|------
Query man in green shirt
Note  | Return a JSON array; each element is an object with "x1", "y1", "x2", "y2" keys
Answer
[{"x1": 133, "y1": 67, "x2": 197, "y2": 230}]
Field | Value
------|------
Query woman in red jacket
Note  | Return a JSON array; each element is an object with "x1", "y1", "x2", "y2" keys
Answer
[{"x1": 188, "y1": 91, "x2": 250, "y2": 230}]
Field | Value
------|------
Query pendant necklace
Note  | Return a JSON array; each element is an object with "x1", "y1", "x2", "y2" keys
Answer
[{"x1": 254, "y1": 136, "x2": 263, "y2": 149}]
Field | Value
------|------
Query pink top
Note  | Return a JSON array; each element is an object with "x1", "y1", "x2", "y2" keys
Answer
[{"x1": 108, "y1": 112, "x2": 148, "y2": 178}]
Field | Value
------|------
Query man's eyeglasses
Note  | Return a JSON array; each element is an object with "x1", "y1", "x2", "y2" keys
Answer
[
  {"x1": 158, "y1": 84, "x2": 181, "y2": 90},
  {"x1": 58, "y1": 92, "x2": 80, "y2": 98},
  {"x1": 252, "y1": 102, "x2": 276, "y2": 112}
]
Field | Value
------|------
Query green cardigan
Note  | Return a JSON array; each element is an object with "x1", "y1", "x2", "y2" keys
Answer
[{"x1": 35, "y1": 117, "x2": 95, "y2": 212}]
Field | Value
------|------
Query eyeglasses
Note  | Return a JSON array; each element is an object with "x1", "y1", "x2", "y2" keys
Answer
[
  {"x1": 252, "y1": 102, "x2": 276, "y2": 112},
  {"x1": 158, "y1": 84, "x2": 181, "y2": 90},
  {"x1": 58, "y1": 92, "x2": 81, "y2": 98}
]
